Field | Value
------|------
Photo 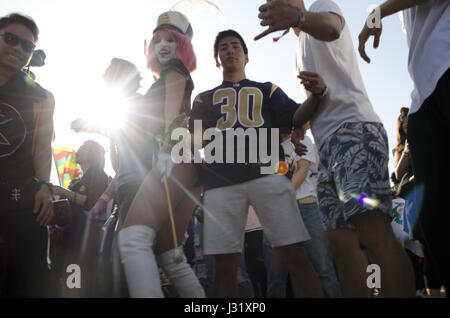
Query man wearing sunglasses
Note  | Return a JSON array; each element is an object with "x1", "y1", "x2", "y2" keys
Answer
[{"x1": 0, "y1": 13, "x2": 55, "y2": 297}]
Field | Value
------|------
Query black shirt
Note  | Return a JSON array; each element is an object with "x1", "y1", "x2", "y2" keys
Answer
[
  {"x1": 0, "y1": 72, "x2": 52, "y2": 183},
  {"x1": 145, "y1": 58, "x2": 194, "y2": 140}
]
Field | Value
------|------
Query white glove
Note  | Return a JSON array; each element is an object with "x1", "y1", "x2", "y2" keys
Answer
[{"x1": 157, "y1": 152, "x2": 174, "y2": 180}]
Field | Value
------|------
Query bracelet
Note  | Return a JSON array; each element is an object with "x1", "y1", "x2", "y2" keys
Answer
[
  {"x1": 294, "y1": 6, "x2": 305, "y2": 29},
  {"x1": 37, "y1": 180, "x2": 54, "y2": 193}
]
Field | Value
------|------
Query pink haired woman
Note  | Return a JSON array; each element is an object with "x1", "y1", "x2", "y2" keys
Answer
[{"x1": 118, "y1": 11, "x2": 204, "y2": 298}]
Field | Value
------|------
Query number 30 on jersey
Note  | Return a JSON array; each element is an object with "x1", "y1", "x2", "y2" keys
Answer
[{"x1": 213, "y1": 87, "x2": 264, "y2": 130}]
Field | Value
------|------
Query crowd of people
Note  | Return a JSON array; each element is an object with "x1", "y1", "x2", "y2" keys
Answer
[{"x1": 0, "y1": 0, "x2": 448, "y2": 298}]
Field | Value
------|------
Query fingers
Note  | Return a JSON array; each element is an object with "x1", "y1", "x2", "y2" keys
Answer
[
  {"x1": 298, "y1": 77, "x2": 319, "y2": 86},
  {"x1": 254, "y1": 28, "x2": 273, "y2": 41},
  {"x1": 258, "y1": 3, "x2": 269, "y2": 13},
  {"x1": 298, "y1": 74, "x2": 318, "y2": 82},
  {"x1": 36, "y1": 199, "x2": 53, "y2": 226},
  {"x1": 358, "y1": 40, "x2": 371, "y2": 63},
  {"x1": 254, "y1": 2, "x2": 275, "y2": 41},
  {"x1": 298, "y1": 72, "x2": 320, "y2": 85},
  {"x1": 33, "y1": 198, "x2": 41, "y2": 214},
  {"x1": 43, "y1": 203, "x2": 54, "y2": 226},
  {"x1": 291, "y1": 127, "x2": 305, "y2": 143},
  {"x1": 299, "y1": 71, "x2": 319, "y2": 77},
  {"x1": 294, "y1": 142, "x2": 307, "y2": 156},
  {"x1": 373, "y1": 31, "x2": 380, "y2": 49},
  {"x1": 358, "y1": 28, "x2": 371, "y2": 63}
]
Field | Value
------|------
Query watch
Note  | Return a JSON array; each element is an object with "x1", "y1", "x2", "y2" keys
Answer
[{"x1": 313, "y1": 86, "x2": 328, "y2": 98}]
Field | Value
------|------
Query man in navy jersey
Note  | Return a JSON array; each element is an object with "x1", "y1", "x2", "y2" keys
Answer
[{"x1": 189, "y1": 30, "x2": 328, "y2": 297}]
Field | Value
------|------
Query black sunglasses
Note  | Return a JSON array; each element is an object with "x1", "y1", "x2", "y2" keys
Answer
[{"x1": 0, "y1": 31, "x2": 36, "y2": 53}]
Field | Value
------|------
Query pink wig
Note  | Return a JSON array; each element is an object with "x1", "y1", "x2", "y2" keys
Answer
[{"x1": 146, "y1": 29, "x2": 197, "y2": 75}]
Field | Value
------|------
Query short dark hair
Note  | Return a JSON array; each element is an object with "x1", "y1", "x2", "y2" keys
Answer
[
  {"x1": 104, "y1": 58, "x2": 141, "y2": 92},
  {"x1": 214, "y1": 29, "x2": 248, "y2": 59},
  {"x1": 0, "y1": 13, "x2": 39, "y2": 41},
  {"x1": 83, "y1": 140, "x2": 105, "y2": 171}
]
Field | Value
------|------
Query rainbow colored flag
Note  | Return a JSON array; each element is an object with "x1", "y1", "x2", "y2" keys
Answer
[{"x1": 53, "y1": 147, "x2": 80, "y2": 188}]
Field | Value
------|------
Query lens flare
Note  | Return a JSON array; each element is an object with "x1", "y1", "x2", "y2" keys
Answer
[
  {"x1": 350, "y1": 193, "x2": 380, "y2": 209},
  {"x1": 275, "y1": 161, "x2": 289, "y2": 175}
]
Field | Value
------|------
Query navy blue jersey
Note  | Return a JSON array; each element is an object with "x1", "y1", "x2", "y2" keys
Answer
[{"x1": 189, "y1": 79, "x2": 299, "y2": 190}]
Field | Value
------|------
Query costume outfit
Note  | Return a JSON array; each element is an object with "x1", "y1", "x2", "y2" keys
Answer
[
  {"x1": 119, "y1": 58, "x2": 204, "y2": 298},
  {"x1": 114, "y1": 92, "x2": 155, "y2": 229},
  {"x1": 0, "y1": 72, "x2": 54, "y2": 297},
  {"x1": 189, "y1": 79, "x2": 310, "y2": 255},
  {"x1": 400, "y1": 0, "x2": 450, "y2": 290},
  {"x1": 102, "y1": 92, "x2": 153, "y2": 297},
  {"x1": 295, "y1": 0, "x2": 392, "y2": 230}
]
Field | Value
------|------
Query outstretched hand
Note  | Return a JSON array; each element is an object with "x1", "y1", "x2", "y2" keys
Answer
[
  {"x1": 254, "y1": 0, "x2": 300, "y2": 41},
  {"x1": 358, "y1": 20, "x2": 382, "y2": 63}
]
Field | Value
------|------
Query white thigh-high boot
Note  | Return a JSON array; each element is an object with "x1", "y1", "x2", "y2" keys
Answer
[
  {"x1": 156, "y1": 246, "x2": 205, "y2": 298},
  {"x1": 118, "y1": 225, "x2": 164, "y2": 298}
]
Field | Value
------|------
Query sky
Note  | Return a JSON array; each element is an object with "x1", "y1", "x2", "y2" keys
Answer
[{"x1": 1, "y1": 0, "x2": 413, "y2": 179}]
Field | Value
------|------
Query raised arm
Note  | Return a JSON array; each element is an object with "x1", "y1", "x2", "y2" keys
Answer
[
  {"x1": 358, "y1": 0, "x2": 428, "y2": 63},
  {"x1": 292, "y1": 159, "x2": 311, "y2": 190},
  {"x1": 156, "y1": 69, "x2": 188, "y2": 178},
  {"x1": 292, "y1": 71, "x2": 327, "y2": 128},
  {"x1": 33, "y1": 93, "x2": 55, "y2": 226},
  {"x1": 164, "y1": 70, "x2": 187, "y2": 136},
  {"x1": 254, "y1": 0, "x2": 344, "y2": 42}
]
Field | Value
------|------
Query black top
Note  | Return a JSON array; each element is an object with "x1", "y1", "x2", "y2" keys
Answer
[
  {"x1": 145, "y1": 58, "x2": 194, "y2": 140},
  {"x1": 0, "y1": 71, "x2": 52, "y2": 183}
]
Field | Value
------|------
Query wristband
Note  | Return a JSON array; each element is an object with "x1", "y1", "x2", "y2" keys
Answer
[
  {"x1": 37, "y1": 180, "x2": 54, "y2": 194},
  {"x1": 294, "y1": 7, "x2": 305, "y2": 29}
]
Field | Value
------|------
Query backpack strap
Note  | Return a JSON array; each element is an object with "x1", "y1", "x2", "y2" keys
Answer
[{"x1": 31, "y1": 101, "x2": 42, "y2": 157}]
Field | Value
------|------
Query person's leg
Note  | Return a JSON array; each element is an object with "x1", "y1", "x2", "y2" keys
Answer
[
  {"x1": 249, "y1": 175, "x2": 322, "y2": 297},
  {"x1": 317, "y1": 122, "x2": 395, "y2": 297},
  {"x1": 262, "y1": 233, "x2": 288, "y2": 298},
  {"x1": 273, "y1": 242, "x2": 323, "y2": 297},
  {"x1": 193, "y1": 218, "x2": 215, "y2": 297},
  {"x1": 349, "y1": 211, "x2": 415, "y2": 297},
  {"x1": 327, "y1": 228, "x2": 371, "y2": 297},
  {"x1": 155, "y1": 185, "x2": 204, "y2": 298},
  {"x1": 300, "y1": 202, "x2": 342, "y2": 298},
  {"x1": 202, "y1": 183, "x2": 249, "y2": 298},
  {"x1": 214, "y1": 253, "x2": 241, "y2": 297},
  {"x1": 238, "y1": 244, "x2": 256, "y2": 298},
  {"x1": 330, "y1": 122, "x2": 414, "y2": 297},
  {"x1": 119, "y1": 164, "x2": 199, "y2": 297},
  {"x1": 423, "y1": 243, "x2": 443, "y2": 298},
  {"x1": 408, "y1": 68, "x2": 450, "y2": 291}
]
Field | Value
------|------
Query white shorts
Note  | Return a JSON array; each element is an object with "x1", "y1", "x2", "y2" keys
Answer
[{"x1": 202, "y1": 174, "x2": 310, "y2": 255}]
